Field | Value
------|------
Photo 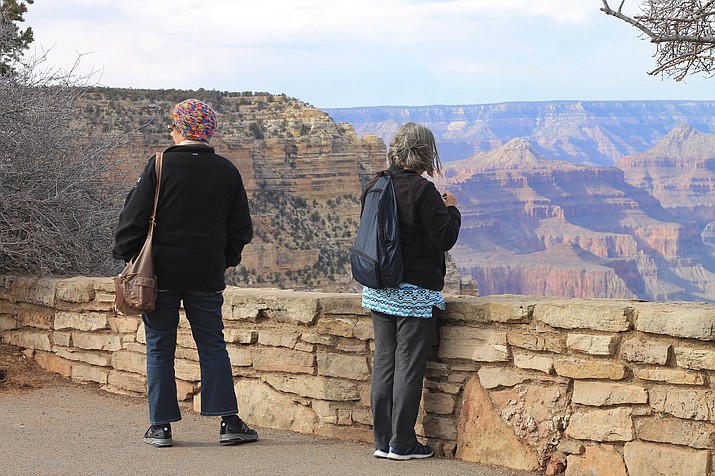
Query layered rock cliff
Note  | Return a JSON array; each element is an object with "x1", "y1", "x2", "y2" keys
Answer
[
  {"x1": 324, "y1": 101, "x2": 715, "y2": 165},
  {"x1": 82, "y1": 91, "x2": 715, "y2": 301},
  {"x1": 617, "y1": 124, "x2": 715, "y2": 229},
  {"x1": 82, "y1": 89, "x2": 385, "y2": 291},
  {"x1": 438, "y1": 136, "x2": 715, "y2": 302}
]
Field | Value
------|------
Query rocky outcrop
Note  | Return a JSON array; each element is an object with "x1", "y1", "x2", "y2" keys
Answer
[
  {"x1": 81, "y1": 90, "x2": 386, "y2": 291},
  {"x1": 617, "y1": 124, "x2": 715, "y2": 227},
  {"x1": 462, "y1": 245, "x2": 638, "y2": 300},
  {"x1": 438, "y1": 137, "x2": 715, "y2": 302},
  {"x1": 87, "y1": 92, "x2": 383, "y2": 199}
]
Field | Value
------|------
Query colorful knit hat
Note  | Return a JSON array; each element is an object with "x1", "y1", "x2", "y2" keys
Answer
[{"x1": 172, "y1": 98, "x2": 217, "y2": 142}]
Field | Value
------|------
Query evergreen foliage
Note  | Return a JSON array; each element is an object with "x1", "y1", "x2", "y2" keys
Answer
[{"x1": 0, "y1": 0, "x2": 33, "y2": 76}]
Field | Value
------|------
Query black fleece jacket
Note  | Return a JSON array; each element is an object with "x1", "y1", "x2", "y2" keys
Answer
[
  {"x1": 112, "y1": 144, "x2": 253, "y2": 292},
  {"x1": 361, "y1": 165, "x2": 461, "y2": 291}
]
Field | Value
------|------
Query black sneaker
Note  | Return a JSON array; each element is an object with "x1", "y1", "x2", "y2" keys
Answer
[
  {"x1": 387, "y1": 442, "x2": 434, "y2": 460},
  {"x1": 143, "y1": 424, "x2": 173, "y2": 447},
  {"x1": 219, "y1": 416, "x2": 259, "y2": 445}
]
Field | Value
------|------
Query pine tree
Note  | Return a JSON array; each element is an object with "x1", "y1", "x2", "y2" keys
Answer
[{"x1": 0, "y1": 0, "x2": 34, "y2": 76}]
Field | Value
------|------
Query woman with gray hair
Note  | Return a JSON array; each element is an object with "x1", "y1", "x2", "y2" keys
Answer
[{"x1": 361, "y1": 122, "x2": 461, "y2": 460}]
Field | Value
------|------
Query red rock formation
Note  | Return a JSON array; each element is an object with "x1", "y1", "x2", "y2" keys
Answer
[
  {"x1": 438, "y1": 136, "x2": 715, "y2": 302},
  {"x1": 82, "y1": 92, "x2": 715, "y2": 300},
  {"x1": 617, "y1": 124, "x2": 715, "y2": 225}
]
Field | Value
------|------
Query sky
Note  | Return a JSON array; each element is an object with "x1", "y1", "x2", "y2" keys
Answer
[{"x1": 22, "y1": 0, "x2": 715, "y2": 108}]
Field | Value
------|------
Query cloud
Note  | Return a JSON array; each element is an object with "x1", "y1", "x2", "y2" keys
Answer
[
  {"x1": 22, "y1": 0, "x2": 715, "y2": 107},
  {"x1": 487, "y1": 0, "x2": 592, "y2": 23}
]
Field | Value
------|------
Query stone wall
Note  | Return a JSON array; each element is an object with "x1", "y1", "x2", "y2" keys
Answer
[{"x1": 0, "y1": 276, "x2": 713, "y2": 476}]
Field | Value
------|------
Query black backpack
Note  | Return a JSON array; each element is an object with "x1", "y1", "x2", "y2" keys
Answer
[{"x1": 350, "y1": 170, "x2": 403, "y2": 289}]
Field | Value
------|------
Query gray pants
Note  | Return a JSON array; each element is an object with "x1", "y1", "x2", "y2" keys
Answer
[{"x1": 370, "y1": 310, "x2": 436, "y2": 450}]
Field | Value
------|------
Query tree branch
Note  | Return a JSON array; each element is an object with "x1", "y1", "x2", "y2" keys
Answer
[
  {"x1": 600, "y1": 0, "x2": 715, "y2": 80},
  {"x1": 601, "y1": 0, "x2": 659, "y2": 39}
]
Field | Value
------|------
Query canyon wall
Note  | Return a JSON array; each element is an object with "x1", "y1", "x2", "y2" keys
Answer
[
  {"x1": 1, "y1": 276, "x2": 714, "y2": 476},
  {"x1": 82, "y1": 91, "x2": 715, "y2": 300},
  {"x1": 618, "y1": 124, "x2": 715, "y2": 242},
  {"x1": 324, "y1": 100, "x2": 715, "y2": 164},
  {"x1": 86, "y1": 90, "x2": 386, "y2": 291},
  {"x1": 437, "y1": 135, "x2": 715, "y2": 302}
]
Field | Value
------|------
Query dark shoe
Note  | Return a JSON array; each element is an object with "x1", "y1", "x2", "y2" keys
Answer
[
  {"x1": 219, "y1": 416, "x2": 258, "y2": 445},
  {"x1": 373, "y1": 448, "x2": 389, "y2": 458},
  {"x1": 387, "y1": 442, "x2": 433, "y2": 460},
  {"x1": 143, "y1": 424, "x2": 173, "y2": 447}
]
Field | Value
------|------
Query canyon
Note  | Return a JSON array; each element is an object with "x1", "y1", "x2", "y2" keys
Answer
[
  {"x1": 83, "y1": 89, "x2": 385, "y2": 292},
  {"x1": 85, "y1": 91, "x2": 715, "y2": 301},
  {"x1": 436, "y1": 128, "x2": 715, "y2": 301},
  {"x1": 325, "y1": 100, "x2": 715, "y2": 165}
]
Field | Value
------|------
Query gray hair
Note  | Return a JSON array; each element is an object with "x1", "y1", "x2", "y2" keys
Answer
[{"x1": 387, "y1": 122, "x2": 442, "y2": 176}]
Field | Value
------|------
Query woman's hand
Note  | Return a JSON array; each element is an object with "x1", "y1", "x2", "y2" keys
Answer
[{"x1": 441, "y1": 192, "x2": 457, "y2": 207}]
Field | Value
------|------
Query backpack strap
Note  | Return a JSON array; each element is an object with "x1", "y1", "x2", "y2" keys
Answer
[
  {"x1": 378, "y1": 168, "x2": 424, "y2": 268},
  {"x1": 379, "y1": 168, "x2": 410, "y2": 178}
]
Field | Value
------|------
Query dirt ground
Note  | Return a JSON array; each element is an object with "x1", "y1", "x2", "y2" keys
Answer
[{"x1": 0, "y1": 342, "x2": 73, "y2": 394}]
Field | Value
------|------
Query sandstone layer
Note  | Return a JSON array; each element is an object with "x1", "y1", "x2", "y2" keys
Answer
[
  {"x1": 438, "y1": 135, "x2": 715, "y2": 302},
  {"x1": 82, "y1": 89, "x2": 385, "y2": 291}
]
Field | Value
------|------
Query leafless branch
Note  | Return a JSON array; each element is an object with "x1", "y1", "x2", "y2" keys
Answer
[
  {"x1": 0, "y1": 19, "x2": 124, "y2": 276},
  {"x1": 601, "y1": 0, "x2": 715, "y2": 80}
]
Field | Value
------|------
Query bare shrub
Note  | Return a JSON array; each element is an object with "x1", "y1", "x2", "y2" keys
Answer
[{"x1": 0, "y1": 50, "x2": 123, "y2": 276}]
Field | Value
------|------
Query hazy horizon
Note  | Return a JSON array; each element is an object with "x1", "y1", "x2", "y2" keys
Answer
[{"x1": 24, "y1": 1, "x2": 714, "y2": 109}]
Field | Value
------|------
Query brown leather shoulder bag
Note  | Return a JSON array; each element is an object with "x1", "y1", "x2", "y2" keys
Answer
[{"x1": 114, "y1": 152, "x2": 164, "y2": 315}]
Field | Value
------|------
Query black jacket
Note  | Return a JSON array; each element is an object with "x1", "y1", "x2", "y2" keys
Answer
[
  {"x1": 112, "y1": 144, "x2": 253, "y2": 292},
  {"x1": 361, "y1": 165, "x2": 461, "y2": 291}
]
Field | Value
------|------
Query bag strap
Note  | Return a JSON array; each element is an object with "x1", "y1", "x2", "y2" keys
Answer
[
  {"x1": 380, "y1": 167, "x2": 424, "y2": 266},
  {"x1": 147, "y1": 152, "x2": 163, "y2": 237},
  {"x1": 379, "y1": 168, "x2": 410, "y2": 178}
]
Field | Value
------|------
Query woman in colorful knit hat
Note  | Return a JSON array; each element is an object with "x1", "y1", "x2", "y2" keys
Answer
[
  {"x1": 171, "y1": 98, "x2": 218, "y2": 143},
  {"x1": 113, "y1": 98, "x2": 257, "y2": 447}
]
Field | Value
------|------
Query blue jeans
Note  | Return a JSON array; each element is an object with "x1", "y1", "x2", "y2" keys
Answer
[{"x1": 143, "y1": 290, "x2": 238, "y2": 425}]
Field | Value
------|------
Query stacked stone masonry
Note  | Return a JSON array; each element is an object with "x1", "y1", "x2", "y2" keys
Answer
[{"x1": 0, "y1": 276, "x2": 713, "y2": 475}]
